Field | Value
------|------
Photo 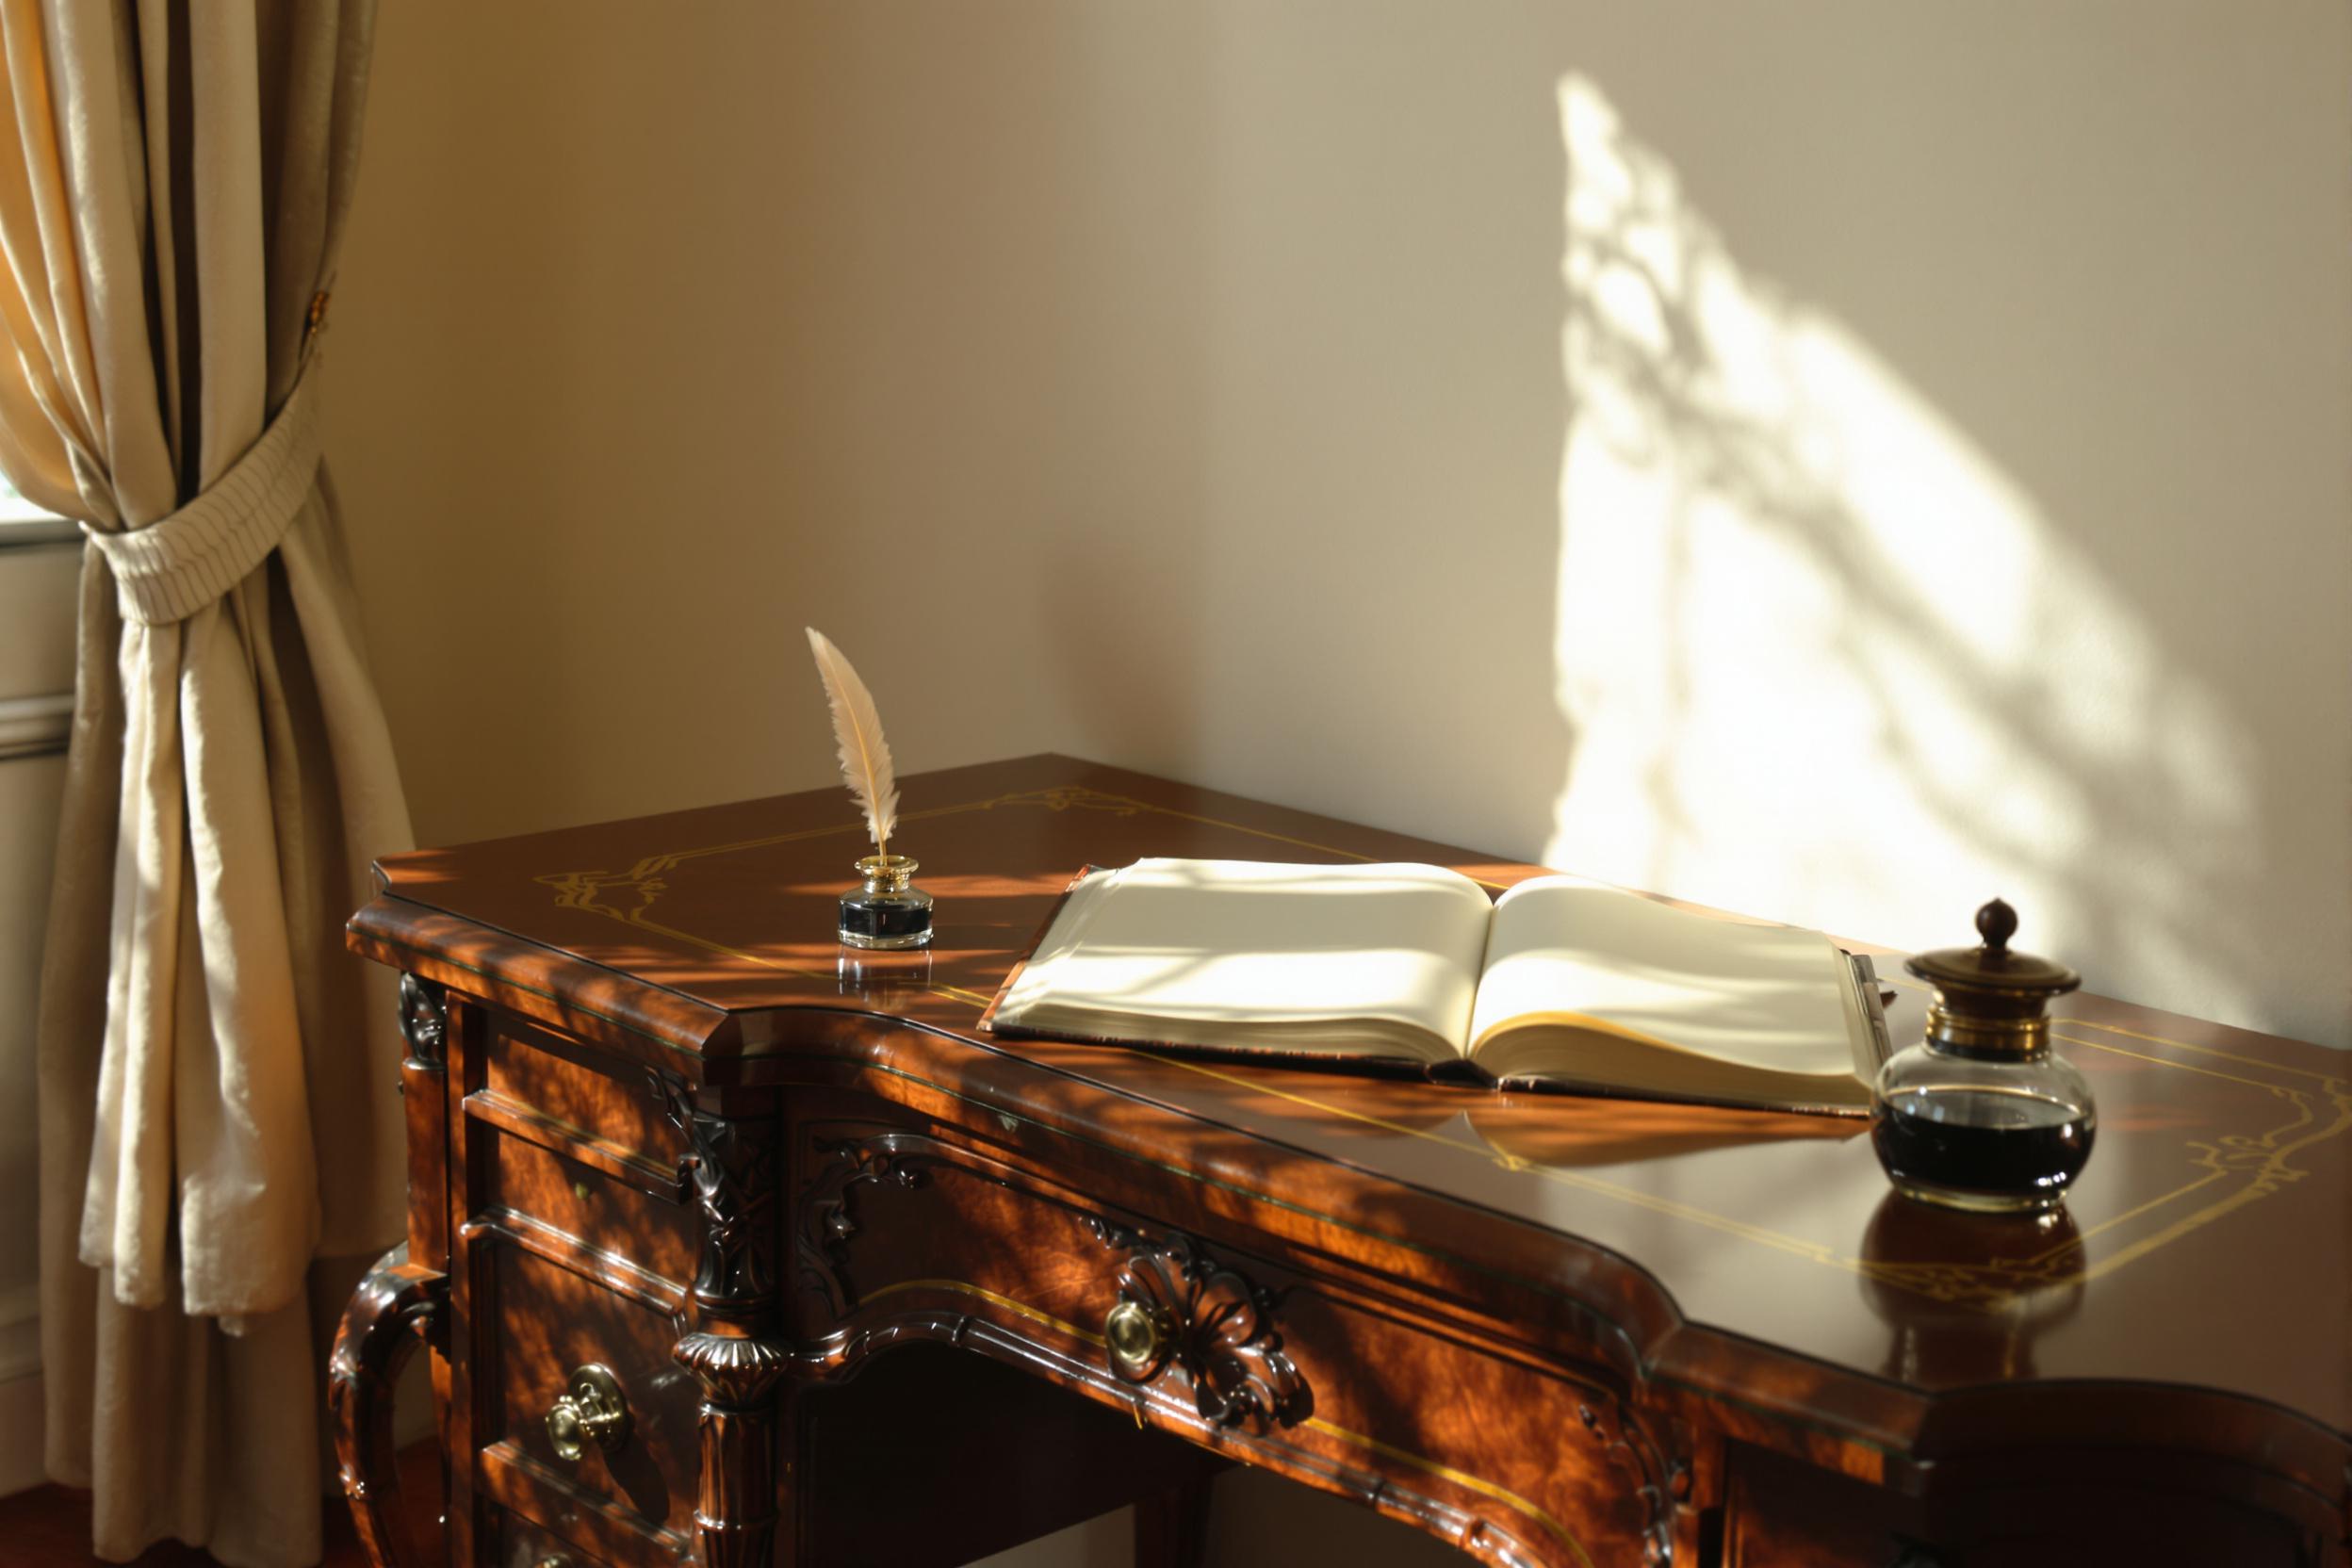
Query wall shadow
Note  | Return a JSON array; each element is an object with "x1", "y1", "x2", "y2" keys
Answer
[{"x1": 1547, "y1": 75, "x2": 2268, "y2": 1027}]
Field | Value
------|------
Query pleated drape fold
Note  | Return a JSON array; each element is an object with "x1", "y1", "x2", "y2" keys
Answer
[{"x1": 0, "y1": 4, "x2": 409, "y2": 1563}]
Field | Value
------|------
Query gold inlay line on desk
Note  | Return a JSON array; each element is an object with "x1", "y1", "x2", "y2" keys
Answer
[{"x1": 539, "y1": 782, "x2": 2351, "y2": 1309}]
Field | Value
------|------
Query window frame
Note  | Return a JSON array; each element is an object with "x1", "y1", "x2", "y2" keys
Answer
[{"x1": 0, "y1": 505, "x2": 79, "y2": 762}]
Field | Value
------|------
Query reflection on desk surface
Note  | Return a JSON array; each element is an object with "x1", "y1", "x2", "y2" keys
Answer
[
  {"x1": 1110, "y1": 1015, "x2": 2346, "y2": 1422},
  {"x1": 1859, "y1": 1195, "x2": 2085, "y2": 1386},
  {"x1": 364, "y1": 754, "x2": 2352, "y2": 1428}
]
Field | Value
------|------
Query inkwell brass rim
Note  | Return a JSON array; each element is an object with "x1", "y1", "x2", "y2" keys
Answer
[
  {"x1": 1921, "y1": 1004, "x2": 2049, "y2": 1056},
  {"x1": 855, "y1": 853, "x2": 918, "y2": 892},
  {"x1": 1904, "y1": 898, "x2": 2079, "y2": 1059}
]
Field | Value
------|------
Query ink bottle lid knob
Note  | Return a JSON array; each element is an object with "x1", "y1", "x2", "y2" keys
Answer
[{"x1": 1905, "y1": 899, "x2": 2079, "y2": 1056}]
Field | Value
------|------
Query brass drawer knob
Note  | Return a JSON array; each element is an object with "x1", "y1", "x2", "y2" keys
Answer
[
  {"x1": 545, "y1": 1363, "x2": 630, "y2": 1462},
  {"x1": 1104, "y1": 1299, "x2": 1171, "y2": 1380}
]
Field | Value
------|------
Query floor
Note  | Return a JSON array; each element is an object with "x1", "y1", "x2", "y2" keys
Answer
[
  {"x1": 0, "y1": 1451, "x2": 1467, "y2": 1568},
  {"x1": 0, "y1": 1448, "x2": 442, "y2": 1568}
]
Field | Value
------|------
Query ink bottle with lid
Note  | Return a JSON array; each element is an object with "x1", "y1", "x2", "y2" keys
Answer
[
  {"x1": 1871, "y1": 899, "x2": 2094, "y2": 1214},
  {"x1": 838, "y1": 854, "x2": 934, "y2": 950}
]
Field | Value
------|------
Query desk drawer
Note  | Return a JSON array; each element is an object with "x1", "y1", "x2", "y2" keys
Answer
[
  {"x1": 477, "y1": 1118, "x2": 696, "y2": 1288},
  {"x1": 794, "y1": 1119, "x2": 1678, "y2": 1568},
  {"x1": 460, "y1": 1022, "x2": 704, "y2": 1568},
  {"x1": 496, "y1": 1508, "x2": 623, "y2": 1568},
  {"x1": 484, "y1": 1020, "x2": 684, "y2": 1170},
  {"x1": 487, "y1": 1242, "x2": 697, "y2": 1513},
  {"x1": 466, "y1": 1234, "x2": 699, "y2": 1567},
  {"x1": 472, "y1": 1241, "x2": 700, "y2": 1542}
]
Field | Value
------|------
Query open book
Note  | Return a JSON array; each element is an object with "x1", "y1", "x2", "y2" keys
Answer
[{"x1": 982, "y1": 858, "x2": 1893, "y2": 1116}]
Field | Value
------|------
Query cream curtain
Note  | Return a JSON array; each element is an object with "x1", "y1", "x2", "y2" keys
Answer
[{"x1": 0, "y1": 3, "x2": 410, "y2": 1564}]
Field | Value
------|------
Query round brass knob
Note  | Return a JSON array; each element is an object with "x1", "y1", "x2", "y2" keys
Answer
[
  {"x1": 1104, "y1": 1299, "x2": 1169, "y2": 1380},
  {"x1": 545, "y1": 1363, "x2": 630, "y2": 1462},
  {"x1": 546, "y1": 1400, "x2": 585, "y2": 1462}
]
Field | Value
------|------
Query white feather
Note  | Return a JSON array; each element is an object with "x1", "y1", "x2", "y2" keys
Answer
[{"x1": 806, "y1": 628, "x2": 900, "y2": 855}]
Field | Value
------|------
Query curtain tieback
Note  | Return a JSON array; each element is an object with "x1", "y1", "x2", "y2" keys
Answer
[{"x1": 82, "y1": 368, "x2": 323, "y2": 626}]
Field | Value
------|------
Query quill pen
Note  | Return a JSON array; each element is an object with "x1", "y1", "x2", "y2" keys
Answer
[{"x1": 806, "y1": 628, "x2": 900, "y2": 859}]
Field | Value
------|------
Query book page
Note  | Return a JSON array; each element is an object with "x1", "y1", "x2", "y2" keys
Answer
[
  {"x1": 1468, "y1": 876, "x2": 1863, "y2": 1079},
  {"x1": 993, "y1": 858, "x2": 1496, "y2": 1058}
]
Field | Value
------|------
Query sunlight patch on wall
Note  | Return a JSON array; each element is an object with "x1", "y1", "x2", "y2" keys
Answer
[{"x1": 1544, "y1": 75, "x2": 2258, "y2": 1016}]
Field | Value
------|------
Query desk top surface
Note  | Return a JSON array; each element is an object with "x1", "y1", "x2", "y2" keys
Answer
[{"x1": 353, "y1": 753, "x2": 2352, "y2": 1439}]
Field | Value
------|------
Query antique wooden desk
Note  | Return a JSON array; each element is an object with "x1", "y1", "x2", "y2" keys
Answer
[{"x1": 332, "y1": 754, "x2": 2352, "y2": 1568}]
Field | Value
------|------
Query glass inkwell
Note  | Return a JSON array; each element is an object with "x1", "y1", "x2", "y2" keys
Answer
[
  {"x1": 1871, "y1": 899, "x2": 2094, "y2": 1214},
  {"x1": 838, "y1": 854, "x2": 933, "y2": 950},
  {"x1": 805, "y1": 626, "x2": 934, "y2": 952}
]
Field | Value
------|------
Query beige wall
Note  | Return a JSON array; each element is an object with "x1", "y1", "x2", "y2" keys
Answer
[
  {"x1": 327, "y1": 2, "x2": 2351, "y2": 1561},
  {"x1": 333, "y1": 1, "x2": 2352, "y2": 1054},
  {"x1": 0, "y1": 531, "x2": 81, "y2": 1495}
]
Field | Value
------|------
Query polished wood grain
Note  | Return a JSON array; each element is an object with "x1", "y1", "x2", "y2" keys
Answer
[
  {"x1": 328, "y1": 1245, "x2": 447, "y2": 1568},
  {"x1": 338, "y1": 754, "x2": 2352, "y2": 1568}
]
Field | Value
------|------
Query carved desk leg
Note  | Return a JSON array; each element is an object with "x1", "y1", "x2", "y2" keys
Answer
[
  {"x1": 330, "y1": 1242, "x2": 449, "y2": 1568},
  {"x1": 658, "y1": 1077, "x2": 791, "y2": 1568}
]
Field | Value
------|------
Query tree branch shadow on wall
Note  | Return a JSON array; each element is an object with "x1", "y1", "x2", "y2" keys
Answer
[{"x1": 1550, "y1": 75, "x2": 2263, "y2": 1021}]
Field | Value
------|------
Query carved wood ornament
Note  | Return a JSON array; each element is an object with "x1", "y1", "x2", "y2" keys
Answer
[
  {"x1": 650, "y1": 1070, "x2": 781, "y2": 1301},
  {"x1": 648, "y1": 1071, "x2": 789, "y2": 1568},
  {"x1": 1090, "y1": 1218, "x2": 1312, "y2": 1434},
  {"x1": 397, "y1": 972, "x2": 447, "y2": 1070},
  {"x1": 796, "y1": 1133, "x2": 931, "y2": 1318}
]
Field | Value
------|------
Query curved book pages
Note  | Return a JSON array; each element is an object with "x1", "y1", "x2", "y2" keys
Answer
[{"x1": 983, "y1": 858, "x2": 1892, "y2": 1117}]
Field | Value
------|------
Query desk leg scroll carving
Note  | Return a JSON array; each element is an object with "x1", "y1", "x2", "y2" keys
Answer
[
  {"x1": 655, "y1": 1075, "x2": 788, "y2": 1568},
  {"x1": 653, "y1": 1071, "x2": 782, "y2": 1300},
  {"x1": 671, "y1": 1331, "x2": 791, "y2": 1568},
  {"x1": 398, "y1": 973, "x2": 447, "y2": 1068},
  {"x1": 329, "y1": 1242, "x2": 448, "y2": 1568}
]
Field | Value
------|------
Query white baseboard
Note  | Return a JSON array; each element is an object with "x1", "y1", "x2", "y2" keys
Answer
[{"x1": 0, "y1": 1366, "x2": 43, "y2": 1499}]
